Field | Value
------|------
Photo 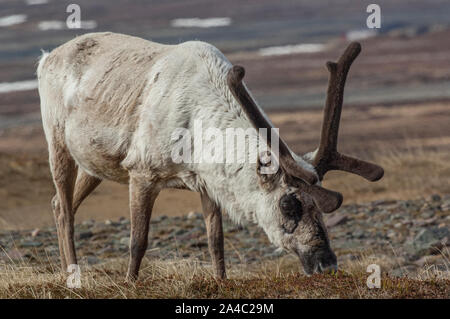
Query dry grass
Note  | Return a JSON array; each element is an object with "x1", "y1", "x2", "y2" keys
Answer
[
  {"x1": 1, "y1": 136, "x2": 450, "y2": 229},
  {"x1": 0, "y1": 253, "x2": 448, "y2": 299},
  {"x1": 324, "y1": 145, "x2": 450, "y2": 204}
]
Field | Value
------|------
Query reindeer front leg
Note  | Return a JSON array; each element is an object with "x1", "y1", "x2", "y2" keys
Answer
[
  {"x1": 201, "y1": 193, "x2": 226, "y2": 279},
  {"x1": 126, "y1": 175, "x2": 158, "y2": 282}
]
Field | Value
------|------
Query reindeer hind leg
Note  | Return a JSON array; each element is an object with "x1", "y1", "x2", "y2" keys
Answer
[
  {"x1": 51, "y1": 168, "x2": 101, "y2": 270},
  {"x1": 72, "y1": 169, "x2": 102, "y2": 214},
  {"x1": 48, "y1": 137, "x2": 77, "y2": 269}
]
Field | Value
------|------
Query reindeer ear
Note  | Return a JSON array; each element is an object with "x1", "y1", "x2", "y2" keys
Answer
[
  {"x1": 293, "y1": 181, "x2": 343, "y2": 214},
  {"x1": 257, "y1": 151, "x2": 281, "y2": 189},
  {"x1": 308, "y1": 185, "x2": 343, "y2": 214}
]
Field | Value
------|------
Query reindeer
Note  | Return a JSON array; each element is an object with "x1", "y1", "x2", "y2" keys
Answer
[{"x1": 37, "y1": 32, "x2": 383, "y2": 281}]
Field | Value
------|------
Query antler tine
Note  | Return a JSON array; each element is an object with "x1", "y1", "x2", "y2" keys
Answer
[
  {"x1": 313, "y1": 42, "x2": 384, "y2": 182},
  {"x1": 227, "y1": 65, "x2": 318, "y2": 185}
]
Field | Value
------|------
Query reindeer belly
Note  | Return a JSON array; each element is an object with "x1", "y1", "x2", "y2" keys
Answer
[{"x1": 65, "y1": 119, "x2": 130, "y2": 183}]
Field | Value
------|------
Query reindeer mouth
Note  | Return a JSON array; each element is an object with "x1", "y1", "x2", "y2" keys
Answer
[{"x1": 298, "y1": 247, "x2": 338, "y2": 275}]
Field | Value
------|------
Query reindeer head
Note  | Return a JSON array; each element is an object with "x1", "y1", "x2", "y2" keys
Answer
[{"x1": 227, "y1": 42, "x2": 384, "y2": 275}]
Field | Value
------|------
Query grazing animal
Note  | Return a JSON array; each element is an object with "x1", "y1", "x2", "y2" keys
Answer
[{"x1": 37, "y1": 32, "x2": 383, "y2": 280}]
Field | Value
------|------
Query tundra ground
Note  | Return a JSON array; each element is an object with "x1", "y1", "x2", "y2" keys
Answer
[{"x1": 0, "y1": 254, "x2": 448, "y2": 298}]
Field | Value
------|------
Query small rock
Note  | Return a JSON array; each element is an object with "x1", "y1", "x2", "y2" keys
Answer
[
  {"x1": 77, "y1": 231, "x2": 93, "y2": 240},
  {"x1": 105, "y1": 219, "x2": 120, "y2": 227},
  {"x1": 389, "y1": 265, "x2": 417, "y2": 278},
  {"x1": 81, "y1": 255, "x2": 100, "y2": 265},
  {"x1": 373, "y1": 222, "x2": 384, "y2": 228},
  {"x1": 188, "y1": 240, "x2": 208, "y2": 249},
  {"x1": 6, "y1": 248, "x2": 24, "y2": 260},
  {"x1": 441, "y1": 201, "x2": 450, "y2": 212},
  {"x1": 153, "y1": 215, "x2": 167, "y2": 222},
  {"x1": 151, "y1": 239, "x2": 161, "y2": 248},
  {"x1": 325, "y1": 214, "x2": 348, "y2": 228},
  {"x1": 81, "y1": 219, "x2": 95, "y2": 226},
  {"x1": 171, "y1": 228, "x2": 188, "y2": 237},
  {"x1": 372, "y1": 199, "x2": 397, "y2": 206},
  {"x1": 20, "y1": 241, "x2": 42, "y2": 248},
  {"x1": 23, "y1": 252, "x2": 37, "y2": 262},
  {"x1": 44, "y1": 245, "x2": 59, "y2": 254},
  {"x1": 352, "y1": 229, "x2": 365, "y2": 239},
  {"x1": 407, "y1": 227, "x2": 450, "y2": 256},
  {"x1": 120, "y1": 218, "x2": 130, "y2": 225},
  {"x1": 414, "y1": 255, "x2": 444, "y2": 267},
  {"x1": 387, "y1": 230, "x2": 397, "y2": 239},
  {"x1": 401, "y1": 220, "x2": 413, "y2": 227},
  {"x1": 88, "y1": 256, "x2": 100, "y2": 265},
  {"x1": 119, "y1": 237, "x2": 130, "y2": 246},
  {"x1": 414, "y1": 217, "x2": 437, "y2": 227},
  {"x1": 31, "y1": 228, "x2": 40, "y2": 237},
  {"x1": 420, "y1": 209, "x2": 435, "y2": 219},
  {"x1": 96, "y1": 246, "x2": 115, "y2": 255},
  {"x1": 187, "y1": 211, "x2": 202, "y2": 220},
  {"x1": 430, "y1": 194, "x2": 441, "y2": 202}
]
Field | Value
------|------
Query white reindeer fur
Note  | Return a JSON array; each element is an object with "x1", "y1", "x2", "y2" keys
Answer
[{"x1": 37, "y1": 32, "x2": 317, "y2": 249}]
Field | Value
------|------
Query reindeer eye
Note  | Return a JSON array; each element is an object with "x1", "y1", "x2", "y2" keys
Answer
[{"x1": 280, "y1": 194, "x2": 302, "y2": 218}]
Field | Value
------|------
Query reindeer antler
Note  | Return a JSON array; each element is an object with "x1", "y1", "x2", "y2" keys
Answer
[
  {"x1": 228, "y1": 65, "x2": 318, "y2": 185},
  {"x1": 312, "y1": 42, "x2": 384, "y2": 182},
  {"x1": 228, "y1": 65, "x2": 345, "y2": 213}
]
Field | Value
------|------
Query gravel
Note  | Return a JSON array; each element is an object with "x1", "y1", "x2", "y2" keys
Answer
[{"x1": 0, "y1": 195, "x2": 448, "y2": 273}]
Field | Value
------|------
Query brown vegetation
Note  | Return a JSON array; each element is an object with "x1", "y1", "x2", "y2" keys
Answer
[{"x1": 0, "y1": 254, "x2": 448, "y2": 299}]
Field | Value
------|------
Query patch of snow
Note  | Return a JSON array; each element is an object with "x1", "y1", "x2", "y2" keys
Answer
[
  {"x1": 26, "y1": 0, "x2": 49, "y2": 5},
  {"x1": 38, "y1": 20, "x2": 64, "y2": 31},
  {"x1": 38, "y1": 19, "x2": 97, "y2": 31},
  {"x1": 80, "y1": 20, "x2": 97, "y2": 29},
  {"x1": 171, "y1": 17, "x2": 231, "y2": 28},
  {"x1": 346, "y1": 29, "x2": 378, "y2": 41},
  {"x1": 0, "y1": 14, "x2": 27, "y2": 27},
  {"x1": 259, "y1": 43, "x2": 326, "y2": 56},
  {"x1": 0, "y1": 80, "x2": 38, "y2": 94}
]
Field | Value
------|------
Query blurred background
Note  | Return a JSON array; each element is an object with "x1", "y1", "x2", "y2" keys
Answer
[{"x1": 0, "y1": 0, "x2": 449, "y2": 229}]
